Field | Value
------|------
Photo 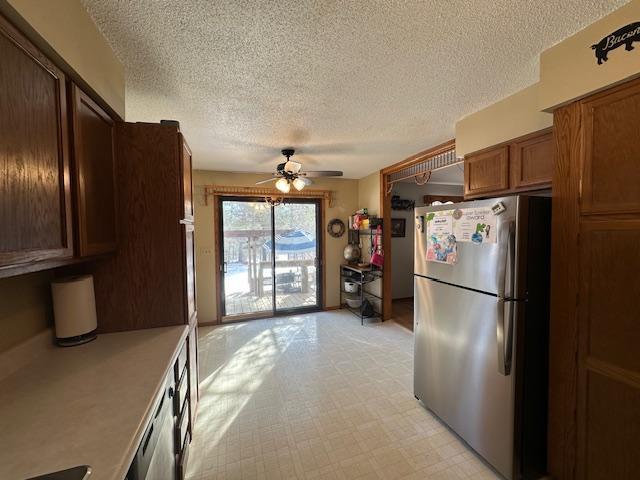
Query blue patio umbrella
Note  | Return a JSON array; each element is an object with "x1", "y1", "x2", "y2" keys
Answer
[{"x1": 263, "y1": 229, "x2": 316, "y2": 253}]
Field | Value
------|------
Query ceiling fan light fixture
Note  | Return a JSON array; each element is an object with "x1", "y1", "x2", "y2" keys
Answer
[
  {"x1": 275, "y1": 177, "x2": 291, "y2": 193},
  {"x1": 284, "y1": 160, "x2": 302, "y2": 174},
  {"x1": 292, "y1": 178, "x2": 306, "y2": 191}
]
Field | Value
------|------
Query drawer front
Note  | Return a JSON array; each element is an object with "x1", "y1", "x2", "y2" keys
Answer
[
  {"x1": 175, "y1": 397, "x2": 190, "y2": 454},
  {"x1": 176, "y1": 431, "x2": 191, "y2": 480},
  {"x1": 188, "y1": 322, "x2": 199, "y2": 429},
  {"x1": 174, "y1": 340, "x2": 188, "y2": 383},
  {"x1": 174, "y1": 365, "x2": 189, "y2": 415}
]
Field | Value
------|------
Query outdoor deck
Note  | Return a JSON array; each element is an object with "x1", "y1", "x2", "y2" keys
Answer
[{"x1": 224, "y1": 290, "x2": 318, "y2": 317}]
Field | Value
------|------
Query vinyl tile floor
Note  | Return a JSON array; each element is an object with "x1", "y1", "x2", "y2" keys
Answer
[{"x1": 186, "y1": 310, "x2": 500, "y2": 480}]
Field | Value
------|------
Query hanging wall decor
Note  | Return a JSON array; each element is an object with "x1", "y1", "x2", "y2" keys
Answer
[
  {"x1": 591, "y1": 22, "x2": 640, "y2": 65},
  {"x1": 391, "y1": 195, "x2": 416, "y2": 211},
  {"x1": 327, "y1": 218, "x2": 346, "y2": 238},
  {"x1": 390, "y1": 218, "x2": 406, "y2": 237}
]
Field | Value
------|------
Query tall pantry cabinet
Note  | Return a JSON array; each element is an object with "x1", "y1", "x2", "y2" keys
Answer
[
  {"x1": 90, "y1": 122, "x2": 199, "y2": 423},
  {"x1": 549, "y1": 77, "x2": 640, "y2": 479}
]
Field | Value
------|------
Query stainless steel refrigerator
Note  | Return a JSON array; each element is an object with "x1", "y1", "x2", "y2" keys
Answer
[{"x1": 413, "y1": 195, "x2": 550, "y2": 480}]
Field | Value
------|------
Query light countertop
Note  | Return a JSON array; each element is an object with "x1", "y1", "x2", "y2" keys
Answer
[{"x1": 0, "y1": 325, "x2": 188, "y2": 480}]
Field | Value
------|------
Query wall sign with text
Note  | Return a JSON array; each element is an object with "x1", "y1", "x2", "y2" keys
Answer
[{"x1": 591, "y1": 22, "x2": 640, "y2": 65}]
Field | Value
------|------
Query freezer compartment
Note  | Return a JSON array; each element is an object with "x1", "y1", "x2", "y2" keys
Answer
[
  {"x1": 414, "y1": 195, "x2": 523, "y2": 297},
  {"x1": 414, "y1": 276, "x2": 516, "y2": 479}
]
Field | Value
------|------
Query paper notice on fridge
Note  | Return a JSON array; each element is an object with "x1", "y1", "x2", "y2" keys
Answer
[
  {"x1": 452, "y1": 207, "x2": 497, "y2": 244},
  {"x1": 425, "y1": 211, "x2": 457, "y2": 264}
]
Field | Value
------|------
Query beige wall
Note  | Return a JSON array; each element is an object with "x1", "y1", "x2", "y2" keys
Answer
[
  {"x1": 539, "y1": 0, "x2": 640, "y2": 111},
  {"x1": 455, "y1": 1, "x2": 639, "y2": 156},
  {"x1": 192, "y1": 171, "x2": 360, "y2": 323},
  {"x1": 455, "y1": 83, "x2": 553, "y2": 157},
  {"x1": 6, "y1": 0, "x2": 125, "y2": 117},
  {"x1": 357, "y1": 171, "x2": 380, "y2": 216},
  {"x1": 0, "y1": 272, "x2": 54, "y2": 352}
]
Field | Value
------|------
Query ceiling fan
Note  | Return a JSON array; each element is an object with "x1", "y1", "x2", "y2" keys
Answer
[{"x1": 256, "y1": 148, "x2": 343, "y2": 193}]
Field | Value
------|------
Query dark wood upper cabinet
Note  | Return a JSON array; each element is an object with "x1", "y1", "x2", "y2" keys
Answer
[
  {"x1": 69, "y1": 84, "x2": 117, "y2": 257},
  {"x1": 464, "y1": 128, "x2": 552, "y2": 199},
  {"x1": 464, "y1": 145, "x2": 509, "y2": 198},
  {"x1": 580, "y1": 81, "x2": 640, "y2": 215},
  {"x1": 0, "y1": 15, "x2": 73, "y2": 272},
  {"x1": 91, "y1": 123, "x2": 195, "y2": 333},
  {"x1": 511, "y1": 130, "x2": 553, "y2": 191}
]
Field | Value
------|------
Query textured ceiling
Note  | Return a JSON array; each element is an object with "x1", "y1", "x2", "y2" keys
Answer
[{"x1": 83, "y1": 0, "x2": 627, "y2": 178}]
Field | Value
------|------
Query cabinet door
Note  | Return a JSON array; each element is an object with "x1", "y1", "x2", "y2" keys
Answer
[
  {"x1": 70, "y1": 84, "x2": 117, "y2": 256},
  {"x1": 464, "y1": 146, "x2": 509, "y2": 198},
  {"x1": 510, "y1": 131, "x2": 553, "y2": 191},
  {"x1": 581, "y1": 80, "x2": 640, "y2": 214},
  {"x1": 0, "y1": 16, "x2": 73, "y2": 269},
  {"x1": 181, "y1": 137, "x2": 193, "y2": 222}
]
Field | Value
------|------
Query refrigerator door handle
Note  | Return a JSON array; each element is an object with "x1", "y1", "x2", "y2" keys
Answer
[
  {"x1": 499, "y1": 221, "x2": 516, "y2": 299},
  {"x1": 497, "y1": 298, "x2": 514, "y2": 376}
]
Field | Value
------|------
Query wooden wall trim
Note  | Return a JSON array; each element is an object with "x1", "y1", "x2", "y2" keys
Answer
[
  {"x1": 212, "y1": 195, "x2": 222, "y2": 323},
  {"x1": 380, "y1": 171, "x2": 392, "y2": 320},
  {"x1": 204, "y1": 185, "x2": 334, "y2": 206},
  {"x1": 381, "y1": 139, "x2": 456, "y2": 176},
  {"x1": 548, "y1": 102, "x2": 582, "y2": 480}
]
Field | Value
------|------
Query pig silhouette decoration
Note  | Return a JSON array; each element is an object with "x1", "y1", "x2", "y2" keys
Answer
[{"x1": 591, "y1": 22, "x2": 640, "y2": 65}]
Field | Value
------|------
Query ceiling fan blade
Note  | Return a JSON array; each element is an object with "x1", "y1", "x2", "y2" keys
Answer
[
  {"x1": 299, "y1": 171, "x2": 343, "y2": 178},
  {"x1": 255, "y1": 177, "x2": 279, "y2": 185}
]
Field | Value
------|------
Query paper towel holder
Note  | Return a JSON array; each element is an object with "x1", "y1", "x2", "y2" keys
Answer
[{"x1": 51, "y1": 275, "x2": 98, "y2": 347}]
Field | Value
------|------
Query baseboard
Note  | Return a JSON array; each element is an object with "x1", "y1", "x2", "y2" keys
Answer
[{"x1": 324, "y1": 305, "x2": 341, "y2": 311}]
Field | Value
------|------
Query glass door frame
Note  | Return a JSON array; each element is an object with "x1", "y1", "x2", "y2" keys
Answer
[{"x1": 217, "y1": 196, "x2": 324, "y2": 321}]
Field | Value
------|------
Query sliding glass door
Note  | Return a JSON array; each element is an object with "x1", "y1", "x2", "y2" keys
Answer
[
  {"x1": 273, "y1": 200, "x2": 321, "y2": 314},
  {"x1": 219, "y1": 197, "x2": 322, "y2": 321},
  {"x1": 220, "y1": 199, "x2": 273, "y2": 318}
]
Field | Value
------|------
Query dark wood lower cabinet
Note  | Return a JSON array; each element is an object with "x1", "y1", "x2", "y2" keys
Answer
[
  {"x1": 174, "y1": 335, "x2": 195, "y2": 480},
  {"x1": 549, "y1": 77, "x2": 640, "y2": 480},
  {"x1": 188, "y1": 320, "x2": 199, "y2": 428},
  {"x1": 85, "y1": 122, "x2": 199, "y2": 475}
]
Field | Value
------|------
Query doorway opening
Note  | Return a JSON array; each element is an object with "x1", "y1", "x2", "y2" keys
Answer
[
  {"x1": 380, "y1": 140, "x2": 463, "y2": 330},
  {"x1": 218, "y1": 196, "x2": 323, "y2": 321}
]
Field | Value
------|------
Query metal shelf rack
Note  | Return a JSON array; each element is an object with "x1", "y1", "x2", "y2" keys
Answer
[{"x1": 340, "y1": 264, "x2": 383, "y2": 325}]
